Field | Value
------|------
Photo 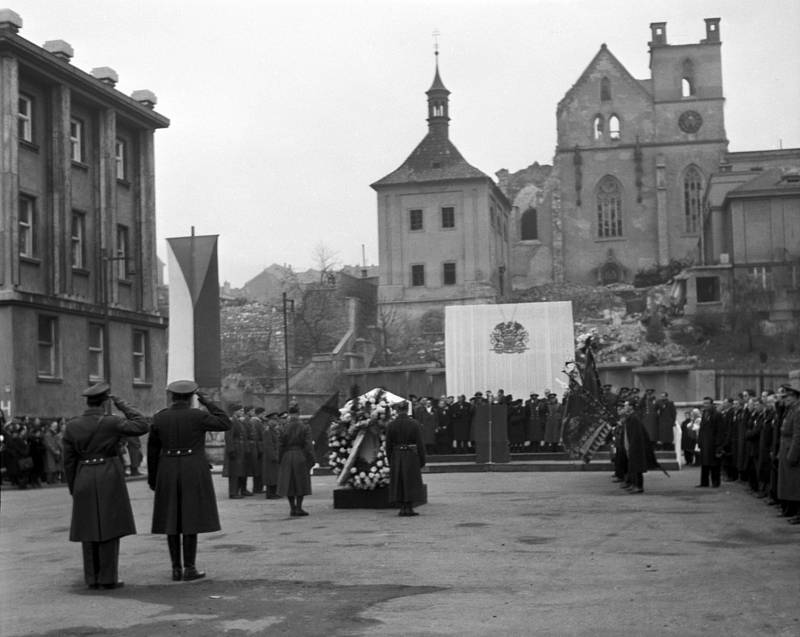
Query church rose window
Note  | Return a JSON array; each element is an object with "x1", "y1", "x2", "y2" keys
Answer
[{"x1": 596, "y1": 176, "x2": 623, "y2": 238}]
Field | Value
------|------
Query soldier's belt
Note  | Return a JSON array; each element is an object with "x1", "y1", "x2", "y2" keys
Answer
[
  {"x1": 397, "y1": 444, "x2": 417, "y2": 451},
  {"x1": 80, "y1": 457, "x2": 107, "y2": 465},
  {"x1": 164, "y1": 448, "x2": 194, "y2": 457}
]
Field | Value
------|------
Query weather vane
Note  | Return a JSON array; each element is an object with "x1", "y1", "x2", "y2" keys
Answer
[{"x1": 433, "y1": 29, "x2": 440, "y2": 56}]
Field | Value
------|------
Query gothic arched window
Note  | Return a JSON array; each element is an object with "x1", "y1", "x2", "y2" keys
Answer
[
  {"x1": 596, "y1": 176, "x2": 623, "y2": 238},
  {"x1": 681, "y1": 59, "x2": 695, "y2": 97},
  {"x1": 521, "y1": 207, "x2": 538, "y2": 240},
  {"x1": 683, "y1": 165, "x2": 704, "y2": 234},
  {"x1": 593, "y1": 114, "x2": 604, "y2": 140},
  {"x1": 608, "y1": 114, "x2": 621, "y2": 140},
  {"x1": 600, "y1": 77, "x2": 611, "y2": 102}
]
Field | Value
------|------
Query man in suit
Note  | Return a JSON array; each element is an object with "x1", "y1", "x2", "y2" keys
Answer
[
  {"x1": 697, "y1": 396, "x2": 725, "y2": 488},
  {"x1": 62, "y1": 383, "x2": 149, "y2": 590},
  {"x1": 148, "y1": 380, "x2": 231, "y2": 581}
]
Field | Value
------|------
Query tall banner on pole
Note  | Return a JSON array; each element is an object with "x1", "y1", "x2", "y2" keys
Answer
[
  {"x1": 445, "y1": 302, "x2": 574, "y2": 399},
  {"x1": 166, "y1": 234, "x2": 221, "y2": 387}
]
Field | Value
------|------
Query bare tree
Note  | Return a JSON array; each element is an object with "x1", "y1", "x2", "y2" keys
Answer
[{"x1": 312, "y1": 242, "x2": 339, "y2": 285}]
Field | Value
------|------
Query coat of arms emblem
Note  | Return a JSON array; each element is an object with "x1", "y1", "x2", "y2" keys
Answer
[{"x1": 490, "y1": 321, "x2": 529, "y2": 354}]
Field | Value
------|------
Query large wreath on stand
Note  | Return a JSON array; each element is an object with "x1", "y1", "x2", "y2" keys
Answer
[{"x1": 327, "y1": 388, "x2": 406, "y2": 490}]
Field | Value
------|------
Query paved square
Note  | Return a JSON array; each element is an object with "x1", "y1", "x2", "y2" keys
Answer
[{"x1": 1, "y1": 468, "x2": 797, "y2": 636}]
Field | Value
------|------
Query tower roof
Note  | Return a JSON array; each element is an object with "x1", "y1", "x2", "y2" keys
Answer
[{"x1": 427, "y1": 60, "x2": 448, "y2": 93}]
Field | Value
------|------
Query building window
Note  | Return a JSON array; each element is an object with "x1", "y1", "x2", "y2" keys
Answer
[
  {"x1": 88, "y1": 323, "x2": 105, "y2": 381},
  {"x1": 441, "y1": 206, "x2": 455, "y2": 228},
  {"x1": 593, "y1": 115, "x2": 604, "y2": 140},
  {"x1": 681, "y1": 59, "x2": 695, "y2": 97},
  {"x1": 71, "y1": 211, "x2": 86, "y2": 269},
  {"x1": 18, "y1": 95, "x2": 33, "y2": 142},
  {"x1": 132, "y1": 330, "x2": 148, "y2": 382},
  {"x1": 600, "y1": 77, "x2": 611, "y2": 102},
  {"x1": 411, "y1": 264, "x2": 425, "y2": 287},
  {"x1": 750, "y1": 266, "x2": 773, "y2": 291},
  {"x1": 116, "y1": 225, "x2": 130, "y2": 279},
  {"x1": 409, "y1": 209, "x2": 423, "y2": 231},
  {"x1": 608, "y1": 115, "x2": 621, "y2": 141},
  {"x1": 521, "y1": 207, "x2": 538, "y2": 240},
  {"x1": 115, "y1": 139, "x2": 126, "y2": 180},
  {"x1": 37, "y1": 315, "x2": 59, "y2": 378},
  {"x1": 443, "y1": 262, "x2": 456, "y2": 285},
  {"x1": 19, "y1": 195, "x2": 37, "y2": 257},
  {"x1": 683, "y1": 165, "x2": 703, "y2": 234},
  {"x1": 596, "y1": 176, "x2": 623, "y2": 238},
  {"x1": 696, "y1": 276, "x2": 720, "y2": 302},
  {"x1": 69, "y1": 118, "x2": 84, "y2": 162}
]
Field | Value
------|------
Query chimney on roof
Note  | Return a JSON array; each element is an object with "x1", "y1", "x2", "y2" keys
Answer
[
  {"x1": 0, "y1": 8, "x2": 22, "y2": 33},
  {"x1": 131, "y1": 89, "x2": 157, "y2": 109},
  {"x1": 91, "y1": 67, "x2": 119, "y2": 88},
  {"x1": 43, "y1": 39, "x2": 74, "y2": 62},
  {"x1": 702, "y1": 18, "x2": 721, "y2": 44}
]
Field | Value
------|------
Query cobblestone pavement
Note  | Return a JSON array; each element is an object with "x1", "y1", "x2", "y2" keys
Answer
[{"x1": 1, "y1": 468, "x2": 798, "y2": 636}]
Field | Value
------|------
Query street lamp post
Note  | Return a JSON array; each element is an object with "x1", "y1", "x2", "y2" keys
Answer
[{"x1": 282, "y1": 292, "x2": 294, "y2": 411}]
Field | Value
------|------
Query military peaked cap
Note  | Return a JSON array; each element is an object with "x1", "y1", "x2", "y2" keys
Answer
[
  {"x1": 167, "y1": 380, "x2": 198, "y2": 394},
  {"x1": 82, "y1": 382, "x2": 110, "y2": 397}
]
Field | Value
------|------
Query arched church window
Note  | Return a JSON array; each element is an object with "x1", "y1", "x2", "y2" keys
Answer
[
  {"x1": 596, "y1": 176, "x2": 623, "y2": 238},
  {"x1": 600, "y1": 77, "x2": 611, "y2": 102},
  {"x1": 593, "y1": 115, "x2": 604, "y2": 140},
  {"x1": 608, "y1": 115, "x2": 621, "y2": 141},
  {"x1": 681, "y1": 59, "x2": 695, "y2": 97},
  {"x1": 521, "y1": 207, "x2": 538, "y2": 240},
  {"x1": 683, "y1": 165, "x2": 704, "y2": 234}
]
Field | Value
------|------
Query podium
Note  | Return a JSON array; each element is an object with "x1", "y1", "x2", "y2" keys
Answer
[{"x1": 473, "y1": 403, "x2": 510, "y2": 463}]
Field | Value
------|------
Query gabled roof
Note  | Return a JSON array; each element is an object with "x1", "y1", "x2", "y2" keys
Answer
[
  {"x1": 371, "y1": 131, "x2": 490, "y2": 188},
  {"x1": 557, "y1": 43, "x2": 653, "y2": 116}
]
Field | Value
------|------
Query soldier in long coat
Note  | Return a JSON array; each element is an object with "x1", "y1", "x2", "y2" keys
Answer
[
  {"x1": 62, "y1": 383, "x2": 148, "y2": 589},
  {"x1": 525, "y1": 393, "x2": 545, "y2": 449},
  {"x1": 243, "y1": 408, "x2": 263, "y2": 493},
  {"x1": 543, "y1": 393, "x2": 562, "y2": 450},
  {"x1": 655, "y1": 392, "x2": 677, "y2": 449},
  {"x1": 621, "y1": 401, "x2": 648, "y2": 493},
  {"x1": 148, "y1": 381, "x2": 231, "y2": 581},
  {"x1": 222, "y1": 405, "x2": 247, "y2": 498},
  {"x1": 776, "y1": 382, "x2": 800, "y2": 523},
  {"x1": 414, "y1": 398, "x2": 438, "y2": 454},
  {"x1": 386, "y1": 403, "x2": 426, "y2": 516},
  {"x1": 260, "y1": 412, "x2": 281, "y2": 499},
  {"x1": 277, "y1": 406, "x2": 314, "y2": 516},
  {"x1": 642, "y1": 389, "x2": 658, "y2": 442},
  {"x1": 697, "y1": 397, "x2": 725, "y2": 488}
]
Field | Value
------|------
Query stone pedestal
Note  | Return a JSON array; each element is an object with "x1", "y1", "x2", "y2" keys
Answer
[{"x1": 333, "y1": 484, "x2": 427, "y2": 509}]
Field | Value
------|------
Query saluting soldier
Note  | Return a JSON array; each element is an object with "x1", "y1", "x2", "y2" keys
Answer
[
  {"x1": 148, "y1": 380, "x2": 231, "y2": 581},
  {"x1": 386, "y1": 401, "x2": 426, "y2": 516},
  {"x1": 62, "y1": 383, "x2": 149, "y2": 590}
]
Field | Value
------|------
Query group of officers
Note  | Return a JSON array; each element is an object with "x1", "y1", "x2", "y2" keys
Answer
[{"x1": 610, "y1": 380, "x2": 800, "y2": 516}]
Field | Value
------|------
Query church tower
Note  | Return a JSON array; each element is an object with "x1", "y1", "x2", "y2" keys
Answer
[{"x1": 371, "y1": 51, "x2": 511, "y2": 322}]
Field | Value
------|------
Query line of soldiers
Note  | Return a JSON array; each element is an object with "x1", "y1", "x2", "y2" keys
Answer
[{"x1": 221, "y1": 405, "x2": 283, "y2": 499}]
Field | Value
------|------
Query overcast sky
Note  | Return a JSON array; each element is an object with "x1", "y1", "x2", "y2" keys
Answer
[{"x1": 15, "y1": 0, "x2": 800, "y2": 287}]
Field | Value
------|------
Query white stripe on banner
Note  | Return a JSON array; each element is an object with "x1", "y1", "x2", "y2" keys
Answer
[
  {"x1": 445, "y1": 302, "x2": 575, "y2": 399},
  {"x1": 167, "y1": 242, "x2": 195, "y2": 383}
]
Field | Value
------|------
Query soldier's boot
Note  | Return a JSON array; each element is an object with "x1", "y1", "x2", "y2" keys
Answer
[{"x1": 168, "y1": 535, "x2": 182, "y2": 581}]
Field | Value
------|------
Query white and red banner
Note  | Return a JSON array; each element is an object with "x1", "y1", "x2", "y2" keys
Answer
[{"x1": 166, "y1": 234, "x2": 221, "y2": 387}]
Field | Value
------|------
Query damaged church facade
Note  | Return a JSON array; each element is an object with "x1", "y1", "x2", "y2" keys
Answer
[{"x1": 374, "y1": 17, "x2": 800, "y2": 324}]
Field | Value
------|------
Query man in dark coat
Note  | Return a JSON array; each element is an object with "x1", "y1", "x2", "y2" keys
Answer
[
  {"x1": 243, "y1": 407, "x2": 263, "y2": 493},
  {"x1": 258, "y1": 411, "x2": 281, "y2": 499},
  {"x1": 148, "y1": 380, "x2": 231, "y2": 581},
  {"x1": 277, "y1": 405, "x2": 315, "y2": 516},
  {"x1": 697, "y1": 397, "x2": 725, "y2": 488},
  {"x1": 62, "y1": 383, "x2": 149, "y2": 590},
  {"x1": 621, "y1": 400, "x2": 648, "y2": 493},
  {"x1": 386, "y1": 402, "x2": 426, "y2": 516},
  {"x1": 449, "y1": 395, "x2": 472, "y2": 452},
  {"x1": 776, "y1": 381, "x2": 800, "y2": 523},
  {"x1": 414, "y1": 398, "x2": 438, "y2": 455},
  {"x1": 222, "y1": 405, "x2": 247, "y2": 498},
  {"x1": 655, "y1": 392, "x2": 677, "y2": 449}
]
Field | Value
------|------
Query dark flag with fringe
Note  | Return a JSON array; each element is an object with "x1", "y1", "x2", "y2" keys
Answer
[{"x1": 309, "y1": 392, "x2": 340, "y2": 464}]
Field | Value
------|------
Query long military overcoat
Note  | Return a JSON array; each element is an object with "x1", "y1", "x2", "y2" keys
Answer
[
  {"x1": 277, "y1": 416, "x2": 314, "y2": 497},
  {"x1": 259, "y1": 418, "x2": 280, "y2": 486},
  {"x1": 221, "y1": 417, "x2": 246, "y2": 479},
  {"x1": 386, "y1": 413, "x2": 426, "y2": 503},
  {"x1": 624, "y1": 413, "x2": 649, "y2": 475},
  {"x1": 63, "y1": 403, "x2": 149, "y2": 542},
  {"x1": 655, "y1": 398, "x2": 676, "y2": 444},
  {"x1": 148, "y1": 398, "x2": 231, "y2": 534},
  {"x1": 698, "y1": 407, "x2": 725, "y2": 466},
  {"x1": 777, "y1": 402, "x2": 800, "y2": 501}
]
